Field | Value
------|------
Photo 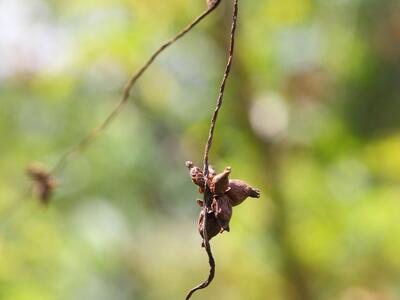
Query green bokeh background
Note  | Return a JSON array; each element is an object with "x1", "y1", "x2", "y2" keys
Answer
[{"x1": 1, "y1": 0, "x2": 400, "y2": 299}]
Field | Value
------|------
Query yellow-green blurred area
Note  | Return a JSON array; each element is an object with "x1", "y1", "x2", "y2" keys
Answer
[{"x1": 1, "y1": 0, "x2": 400, "y2": 299}]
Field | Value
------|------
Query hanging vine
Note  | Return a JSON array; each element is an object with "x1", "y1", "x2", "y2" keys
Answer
[{"x1": 185, "y1": 1, "x2": 260, "y2": 297}]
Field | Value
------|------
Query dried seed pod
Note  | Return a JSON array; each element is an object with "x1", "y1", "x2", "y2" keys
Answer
[
  {"x1": 198, "y1": 209, "x2": 221, "y2": 245},
  {"x1": 227, "y1": 179, "x2": 260, "y2": 206},
  {"x1": 211, "y1": 194, "x2": 232, "y2": 232},
  {"x1": 207, "y1": 0, "x2": 220, "y2": 9},
  {"x1": 185, "y1": 161, "x2": 205, "y2": 192},
  {"x1": 210, "y1": 166, "x2": 231, "y2": 196},
  {"x1": 27, "y1": 164, "x2": 56, "y2": 205},
  {"x1": 185, "y1": 161, "x2": 217, "y2": 193},
  {"x1": 188, "y1": 162, "x2": 261, "y2": 244}
]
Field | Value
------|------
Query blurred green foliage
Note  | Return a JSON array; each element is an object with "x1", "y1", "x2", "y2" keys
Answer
[{"x1": 1, "y1": 0, "x2": 400, "y2": 299}]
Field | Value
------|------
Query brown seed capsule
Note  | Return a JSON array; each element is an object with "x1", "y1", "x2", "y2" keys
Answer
[
  {"x1": 185, "y1": 161, "x2": 217, "y2": 193},
  {"x1": 27, "y1": 164, "x2": 56, "y2": 205},
  {"x1": 185, "y1": 161, "x2": 205, "y2": 192},
  {"x1": 226, "y1": 179, "x2": 260, "y2": 206},
  {"x1": 211, "y1": 194, "x2": 232, "y2": 232},
  {"x1": 198, "y1": 209, "x2": 221, "y2": 245},
  {"x1": 207, "y1": 0, "x2": 220, "y2": 9},
  {"x1": 188, "y1": 162, "x2": 261, "y2": 244},
  {"x1": 210, "y1": 166, "x2": 231, "y2": 196}
]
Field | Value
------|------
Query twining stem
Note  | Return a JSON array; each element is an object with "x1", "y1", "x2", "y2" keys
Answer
[
  {"x1": 202, "y1": 0, "x2": 238, "y2": 176},
  {"x1": 49, "y1": 2, "x2": 221, "y2": 176},
  {"x1": 185, "y1": 0, "x2": 239, "y2": 299}
]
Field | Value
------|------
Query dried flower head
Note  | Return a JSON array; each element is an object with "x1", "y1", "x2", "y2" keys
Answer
[
  {"x1": 186, "y1": 161, "x2": 260, "y2": 243},
  {"x1": 27, "y1": 164, "x2": 56, "y2": 205}
]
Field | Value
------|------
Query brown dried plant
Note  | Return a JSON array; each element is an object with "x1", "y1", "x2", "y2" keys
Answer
[
  {"x1": 185, "y1": 0, "x2": 249, "y2": 298},
  {"x1": 186, "y1": 162, "x2": 260, "y2": 241},
  {"x1": 27, "y1": 164, "x2": 56, "y2": 205}
]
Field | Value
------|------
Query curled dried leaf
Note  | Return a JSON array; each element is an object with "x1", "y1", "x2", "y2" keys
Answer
[
  {"x1": 27, "y1": 164, "x2": 56, "y2": 205},
  {"x1": 227, "y1": 179, "x2": 260, "y2": 206}
]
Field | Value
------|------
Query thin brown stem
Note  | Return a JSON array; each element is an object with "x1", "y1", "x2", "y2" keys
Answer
[
  {"x1": 203, "y1": 0, "x2": 238, "y2": 177},
  {"x1": 50, "y1": 2, "x2": 221, "y2": 176},
  {"x1": 185, "y1": 0, "x2": 239, "y2": 298}
]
